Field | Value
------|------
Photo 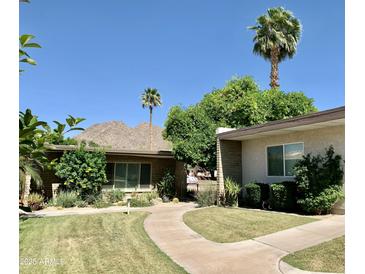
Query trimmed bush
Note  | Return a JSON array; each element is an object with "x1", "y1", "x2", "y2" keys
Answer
[
  {"x1": 172, "y1": 197, "x2": 179, "y2": 204},
  {"x1": 103, "y1": 189, "x2": 125, "y2": 203},
  {"x1": 224, "y1": 177, "x2": 241, "y2": 207},
  {"x1": 55, "y1": 191, "x2": 79, "y2": 208},
  {"x1": 269, "y1": 181, "x2": 297, "y2": 212},
  {"x1": 54, "y1": 145, "x2": 107, "y2": 196},
  {"x1": 244, "y1": 182, "x2": 261, "y2": 208},
  {"x1": 297, "y1": 186, "x2": 344, "y2": 214},
  {"x1": 255, "y1": 183, "x2": 270, "y2": 202},
  {"x1": 28, "y1": 193, "x2": 44, "y2": 211},
  {"x1": 196, "y1": 188, "x2": 216, "y2": 207}
]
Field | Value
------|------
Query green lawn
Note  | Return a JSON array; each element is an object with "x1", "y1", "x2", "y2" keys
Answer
[
  {"x1": 20, "y1": 212, "x2": 186, "y2": 274},
  {"x1": 283, "y1": 236, "x2": 345, "y2": 273},
  {"x1": 183, "y1": 207, "x2": 317, "y2": 243}
]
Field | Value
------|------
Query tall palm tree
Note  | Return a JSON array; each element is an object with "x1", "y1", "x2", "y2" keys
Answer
[
  {"x1": 249, "y1": 7, "x2": 301, "y2": 89},
  {"x1": 141, "y1": 88, "x2": 162, "y2": 150}
]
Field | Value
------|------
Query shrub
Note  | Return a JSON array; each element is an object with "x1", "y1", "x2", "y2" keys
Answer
[
  {"x1": 294, "y1": 146, "x2": 344, "y2": 214},
  {"x1": 28, "y1": 193, "x2": 44, "y2": 211},
  {"x1": 269, "y1": 181, "x2": 297, "y2": 212},
  {"x1": 157, "y1": 170, "x2": 175, "y2": 198},
  {"x1": 81, "y1": 193, "x2": 101, "y2": 205},
  {"x1": 196, "y1": 188, "x2": 216, "y2": 207},
  {"x1": 75, "y1": 200, "x2": 88, "y2": 208},
  {"x1": 129, "y1": 193, "x2": 153, "y2": 207},
  {"x1": 54, "y1": 145, "x2": 107, "y2": 197},
  {"x1": 297, "y1": 186, "x2": 344, "y2": 215},
  {"x1": 255, "y1": 182, "x2": 270, "y2": 202},
  {"x1": 92, "y1": 199, "x2": 112, "y2": 208},
  {"x1": 172, "y1": 197, "x2": 179, "y2": 204},
  {"x1": 224, "y1": 177, "x2": 241, "y2": 207},
  {"x1": 244, "y1": 182, "x2": 261, "y2": 208},
  {"x1": 55, "y1": 191, "x2": 79, "y2": 208},
  {"x1": 103, "y1": 189, "x2": 125, "y2": 203}
]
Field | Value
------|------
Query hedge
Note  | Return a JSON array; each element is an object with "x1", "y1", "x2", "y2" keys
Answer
[
  {"x1": 269, "y1": 181, "x2": 297, "y2": 212},
  {"x1": 244, "y1": 182, "x2": 261, "y2": 208}
]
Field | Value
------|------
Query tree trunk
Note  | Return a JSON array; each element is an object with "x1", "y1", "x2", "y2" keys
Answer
[
  {"x1": 22, "y1": 173, "x2": 31, "y2": 207},
  {"x1": 270, "y1": 47, "x2": 280, "y2": 89},
  {"x1": 149, "y1": 107, "x2": 153, "y2": 150}
]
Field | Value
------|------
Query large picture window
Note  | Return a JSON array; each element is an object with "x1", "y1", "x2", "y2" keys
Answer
[
  {"x1": 267, "y1": 143, "x2": 304, "y2": 176},
  {"x1": 105, "y1": 162, "x2": 152, "y2": 190}
]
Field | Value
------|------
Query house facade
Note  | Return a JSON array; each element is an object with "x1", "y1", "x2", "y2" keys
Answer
[
  {"x1": 216, "y1": 106, "x2": 345, "y2": 211},
  {"x1": 41, "y1": 122, "x2": 186, "y2": 198}
]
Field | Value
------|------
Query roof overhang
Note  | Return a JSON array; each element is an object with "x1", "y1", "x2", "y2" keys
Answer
[
  {"x1": 45, "y1": 144, "x2": 175, "y2": 159},
  {"x1": 217, "y1": 106, "x2": 345, "y2": 141}
]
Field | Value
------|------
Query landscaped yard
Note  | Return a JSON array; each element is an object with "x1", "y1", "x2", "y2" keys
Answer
[
  {"x1": 20, "y1": 212, "x2": 186, "y2": 274},
  {"x1": 183, "y1": 207, "x2": 317, "y2": 243},
  {"x1": 283, "y1": 236, "x2": 345, "y2": 273}
]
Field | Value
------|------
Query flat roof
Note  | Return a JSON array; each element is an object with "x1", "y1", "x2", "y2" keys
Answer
[
  {"x1": 46, "y1": 144, "x2": 175, "y2": 159},
  {"x1": 217, "y1": 106, "x2": 345, "y2": 141}
]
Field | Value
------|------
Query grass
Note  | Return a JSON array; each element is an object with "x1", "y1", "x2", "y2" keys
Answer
[
  {"x1": 20, "y1": 212, "x2": 186, "y2": 274},
  {"x1": 283, "y1": 236, "x2": 345, "y2": 273},
  {"x1": 183, "y1": 207, "x2": 317, "y2": 243}
]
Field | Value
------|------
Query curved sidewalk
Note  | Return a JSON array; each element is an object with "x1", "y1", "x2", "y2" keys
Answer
[{"x1": 144, "y1": 203, "x2": 344, "y2": 274}]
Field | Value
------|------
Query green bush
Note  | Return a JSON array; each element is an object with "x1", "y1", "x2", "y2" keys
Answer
[
  {"x1": 297, "y1": 186, "x2": 344, "y2": 214},
  {"x1": 294, "y1": 146, "x2": 344, "y2": 214},
  {"x1": 92, "y1": 199, "x2": 112, "y2": 208},
  {"x1": 269, "y1": 181, "x2": 297, "y2": 212},
  {"x1": 196, "y1": 188, "x2": 216, "y2": 207},
  {"x1": 103, "y1": 189, "x2": 125, "y2": 203},
  {"x1": 255, "y1": 183, "x2": 270, "y2": 202},
  {"x1": 157, "y1": 170, "x2": 175, "y2": 198},
  {"x1": 55, "y1": 191, "x2": 79, "y2": 208},
  {"x1": 28, "y1": 193, "x2": 44, "y2": 211},
  {"x1": 54, "y1": 145, "x2": 107, "y2": 196},
  {"x1": 224, "y1": 177, "x2": 241, "y2": 207},
  {"x1": 129, "y1": 193, "x2": 153, "y2": 207},
  {"x1": 74, "y1": 200, "x2": 88, "y2": 208},
  {"x1": 244, "y1": 182, "x2": 261, "y2": 208}
]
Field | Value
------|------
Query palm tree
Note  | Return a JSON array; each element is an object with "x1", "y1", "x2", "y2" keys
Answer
[
  {"x1": 141, "y1": 88, "x2": 162, "y2": 150},
  {"x1": 249, "y1": 7, "x2": 301, "y2": 89}
]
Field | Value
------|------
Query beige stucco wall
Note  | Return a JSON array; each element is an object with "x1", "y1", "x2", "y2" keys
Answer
[{"x1": 241, "y1": 125, "x2": 345, "y2": 185}]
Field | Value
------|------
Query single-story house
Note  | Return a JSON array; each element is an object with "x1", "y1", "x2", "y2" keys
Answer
[
  {"x1": 41, "y1": 121, "x2": 186, "y2": 198},
  {"x1": 216, "y1": 106, "x2": 345, "y2": 211}
]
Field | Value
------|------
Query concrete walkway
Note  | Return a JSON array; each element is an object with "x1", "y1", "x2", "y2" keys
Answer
[{"x1": 144, "y1": 203, "x2": 344, "y2": 274}]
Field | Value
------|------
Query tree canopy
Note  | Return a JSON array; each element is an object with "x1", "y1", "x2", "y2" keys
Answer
[{"x1": 164, "y1": 76, "x2": 317, "y2": 171}]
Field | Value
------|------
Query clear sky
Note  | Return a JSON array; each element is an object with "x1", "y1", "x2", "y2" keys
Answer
[{"x1": 20, "y1": 0, "x2": 344, "y2": 131}]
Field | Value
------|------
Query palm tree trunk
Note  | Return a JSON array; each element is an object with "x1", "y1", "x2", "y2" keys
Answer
[
  {"x1": 149, "y1": 107, "x2": 153, "y2": 150},
  {"x1": 22, "y1": 173, "x2": 31, "y2": 207},
  {"x1": 270, "y1": 47, "x2": 280, "y2": 89}
]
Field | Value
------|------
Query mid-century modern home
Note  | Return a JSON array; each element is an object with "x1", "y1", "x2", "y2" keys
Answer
[
  {"x1": 216, "y1": 106, "x2": 345, "y2": 212},
  {"x1": 41, "y1": 122, "x2": 186, "y2": 198}
]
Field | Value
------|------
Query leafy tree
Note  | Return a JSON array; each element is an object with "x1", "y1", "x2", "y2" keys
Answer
[
  {"x1": 19, "y1": 1, "x2": 41, "y2": 72},
  {"x1": 54, "y1": 146, "x2": 108, "y2": 197},
  {"x1": 164, "y1": 76, "x2": 316, "y2": 172},
  {"x1": 249, "y1": 7, "x2": 301, "y2": 88},
  {"x1": 19, "y1": 109, "x2": 85, "y2": 206},
  {"x1": 163, "y1": 105, "x2": 217, "y2": 172},
  {"x1": 141, "y1": 88, "x2": 162, "y2": 150}
]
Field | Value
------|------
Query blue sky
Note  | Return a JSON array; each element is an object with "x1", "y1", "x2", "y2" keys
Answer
[{"x1": 20, "y1": 0, "x2": 344, "y2": 131}]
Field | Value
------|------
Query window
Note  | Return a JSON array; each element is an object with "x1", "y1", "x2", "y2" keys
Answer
[
  {"x1": 104, "y1": 163, "x2": 152, "y2": 190},
  {"x1": 267, "y1": 143, "x2": 304, "y2": 176}
]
